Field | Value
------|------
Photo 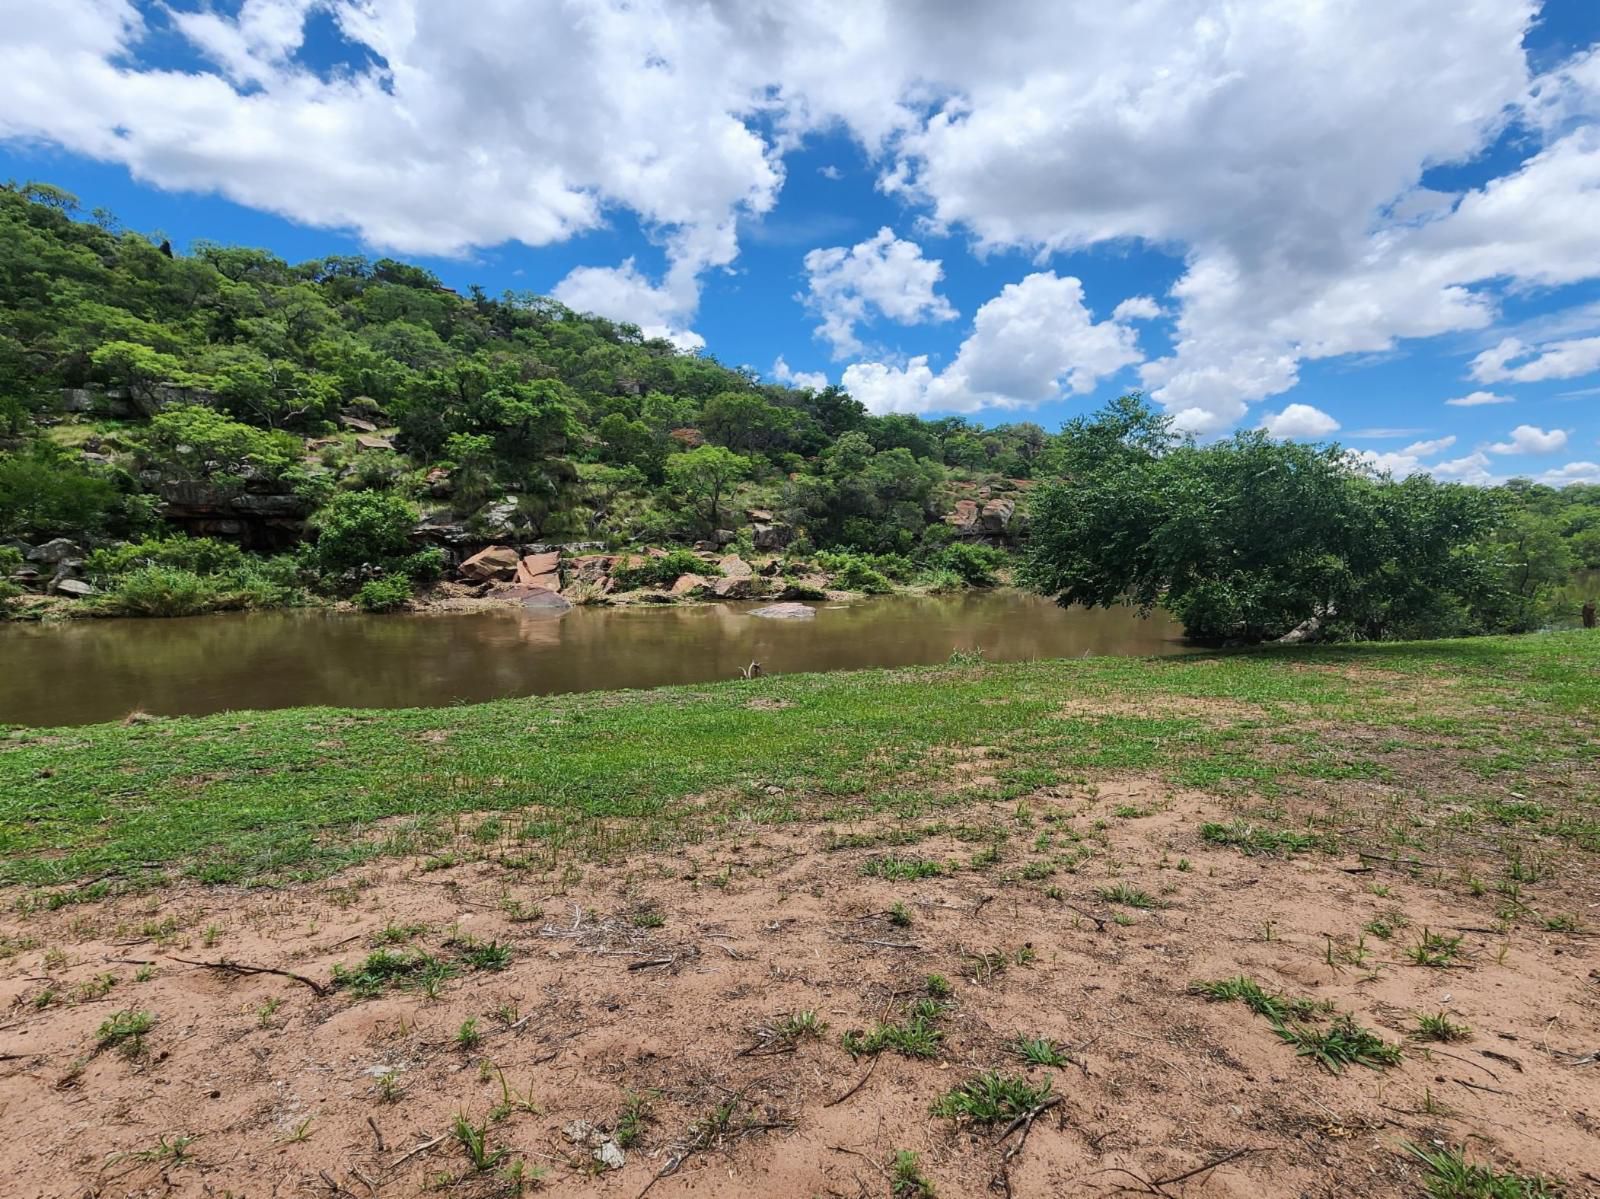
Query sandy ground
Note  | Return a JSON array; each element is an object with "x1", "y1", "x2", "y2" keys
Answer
[{"x1": 2, "y1": 778, "x2": 1596, "y2": 1198}]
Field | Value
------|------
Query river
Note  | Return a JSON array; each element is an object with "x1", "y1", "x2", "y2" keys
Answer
[{"x1": 0, "y1": 591, "x2": 1186, "y2": 727}]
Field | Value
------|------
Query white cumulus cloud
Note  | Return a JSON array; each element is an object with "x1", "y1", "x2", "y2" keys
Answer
[
  {"x1": 1470, "y1": 334, "x2": 1600, "y2": 384},
  {"x1": 801, "y1": 227, "x2": 957, "y2": 358},
  {"x1": 1445, "y1": 390, "x2": 1514, "y2": 407},
  {"x1": 841, "y1": 272, "x2": 1142, "y2": 414},
  {"x1": 1259, "y1": 404, "x2": 1340, "y2": 440},
  {"x1": 770, "y1": 355, "x2": 828, "y2": 391},
  {"x1": 1537, "y1": 461, "x2": 1600, "y2": 485},
  {"x1": 551, "y1": 259, "x2": 704, "y2": 351},
  {"x1": 1487, "y1": 425, "x2": 1570, "y2": 455}
]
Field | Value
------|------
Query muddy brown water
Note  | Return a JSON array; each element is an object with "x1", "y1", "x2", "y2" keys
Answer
[{"x1": 0, "y1": 590, "x2": 1185, "y2": 727}]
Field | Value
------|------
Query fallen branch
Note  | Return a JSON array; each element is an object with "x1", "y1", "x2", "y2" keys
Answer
[
  {"x1": 845, "y1": 938, "x2": 923, "y2": 950},
  {"x1": 1062, "y1": 904, "x2": 1109, "y2": 932},
  {"x1": 366, "y1": 1116, "x2": 386, "y2": 1154},
  {"x1": 387, "y1": 1132, "x2": 448, "y2": 1172},
  {"x1": 1452, "y1": 1077, "x2": 1512, "y2": 1096},
  {"x1": 996, "y1": 1093, "x2": 1064, "y2": 1194},
  {"x1": 825, "y1": 1052, "x2": 881, "y2": 1107},
  {"x1": 627, "y1": 956, "x2": 677, "y2": 971},
  {"x1": 165, "y1": 955, "x2": 329, "y2": 996}
]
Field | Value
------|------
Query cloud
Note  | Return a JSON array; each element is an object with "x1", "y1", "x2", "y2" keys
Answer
[
  {"x1": 1112, "y1": 296, "x2": 1162, "y2": 322},
  {"x1": 1402, "y1": 435, "x2": 1457, "y2": 456},
  {"x1": 1429, "y1": 451, "x2": 1496, "y2": 485},
  {"x1": 1469, "y1": 335, "x2": 1600, "y2": 384},
  {"x1": 841, "y1": 272, "x2": 1142, "y2": 414},
  {"x1": 1259, "y1": 404, "x2": 1340, "y2": 440},
  {"x1": 801, "y1": 227, "x2": 957, "y2": 358},
  {"x1": 1487, "y1": 425, "x2": 1569, "y2": 455},
  {"x1": 551, "y1": 258, "x2": 704, "y2": 351},
  {"x1": 1537, "y1": 461, "x2": 1600, "y2": 485},
  {"x1": 770, "y1": 355, "x2": 828, "y2": 390},
  {"x1": 1445, "y1": 390, "x2": 1514, "y2": 406},
  {"x1": 5, "y1": 1, "x2": 1600, "y2": 433},
  {"x1": 818, "y1": 164, "x2": 843, "y2": 180}
]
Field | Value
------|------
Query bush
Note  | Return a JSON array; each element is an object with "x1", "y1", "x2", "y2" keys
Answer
[
  {"x1": 611, "y1": 548, "x2": 720, "y2": 590},
  {"x1": 87, "y1": 536, "x2": 245, "y2": 579},
  {"x1": 138, "y1": 406, "x2": 300, "y2": 481},
  {"x1": 354, "y1": 575, "x2": 414, "y2": 613},
  {"x1": 937, "y1": 543, "x2": 1007, "y2": 587},
  {"x1": 309, "y1": 490, "x2": 436, "y2": 589},
  {"x1": 815, "y1": 550, "x2": 893, "y2": 594},
  {"x1": 93, "y1": 566, "x2": 242, "y2": 617},
  {"x1": 0, "y1": 446, "x2": 120, "y2": 539}
]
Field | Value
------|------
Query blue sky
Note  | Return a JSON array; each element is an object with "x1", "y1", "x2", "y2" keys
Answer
[{"x1": 2, "y1": 1, "x2": 1599, "y2": 484}]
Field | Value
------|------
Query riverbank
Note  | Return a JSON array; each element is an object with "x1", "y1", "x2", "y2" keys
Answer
[{"x1": 1, "y1": 632, "x2": 1597, "y2": 1195}]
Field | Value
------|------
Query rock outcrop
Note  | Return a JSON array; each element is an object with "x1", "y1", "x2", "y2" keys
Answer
[
  {"x1": 459, "y1": 545, "x2": 520, "y2": 582},
  {"x1": 749, "y1": 602, "x2": 814, "y2": 619}
]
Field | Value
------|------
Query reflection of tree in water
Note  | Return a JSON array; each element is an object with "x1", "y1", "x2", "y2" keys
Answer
[{"x1": 0, "y1": 595, "x2": 1186, "y2": 727}]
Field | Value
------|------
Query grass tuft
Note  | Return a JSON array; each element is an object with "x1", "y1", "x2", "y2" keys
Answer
[{"x1": 930, "y1": 1071, "x2": 1052, "y2": 1124}]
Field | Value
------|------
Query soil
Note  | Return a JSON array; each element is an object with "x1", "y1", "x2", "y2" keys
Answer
[{"x1": 1, "y1": 778, "x2": 1596, "y2": 1198}]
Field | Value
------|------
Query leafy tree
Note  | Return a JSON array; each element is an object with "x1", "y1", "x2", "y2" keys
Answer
[
  {"x1": 1022, "y1": 396, "x2": 1499, "y2": 644},
  {"x1": 664, "y1": 445, "x2": 751, "y2": 532},
  {"x1": 308, "y1": 489, "x2": 438, "y2": 588},
  {"x1": 137, "y1": 406, "x2": 301, "y2": 482},
  {"x1": 90, "y1": 340, "x2": 189, "y2": 414}
]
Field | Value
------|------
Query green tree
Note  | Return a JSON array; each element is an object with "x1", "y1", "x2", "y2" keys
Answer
[
  {"x1": 1022, "y1": 396, "x2": 1498, "y2": 644},
  {"x1": 664, "y1": 445, "x2": 751, "y2": 532}
]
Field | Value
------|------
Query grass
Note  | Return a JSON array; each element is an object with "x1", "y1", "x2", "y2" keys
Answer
[
  {"x1": 1191, "y1": 977, "x2": 1400, "y2": 1073},
  {"x1": 1012, "y1": 1035, "x2": 1072, "y2": 1067},
  {"x1": 862, "y1": 856, "x2": 945, "y2": 881},
  {"x1": 930, "y1": 1071, "x2": 1053, "y2": 1124},
  {"x1": 331, "y1": 949, "x2": 454, "y2": 999},
  {"x1": 891, "y1": 1149, "x2": 937, "y2": 1198},
  {"x1": 1416, "y1": 1012, "x2": 1473, "y2": 1043},
  {"x1": 3, "y1": 631, "x2": 1596, "y2": 891},
  {"x1": 96, "y1": 1009, "x2": 154, "y2": 1057},
  {"x1": 1404, "y1": 1143, "x2": 1562, "y2": 1198},
  {"x1": 1200, "y1": 821, "x2": 1320, "y2": 855},
  {"x1": 842, "y1": 998, "x2": 947, "y2": 1059},
  {"x1": 1096, "y1": 883, "x2": 1161, "y2": 909},
  {"x1": 1409, "y1": 929, "x2": 1467, "y2": 968}
]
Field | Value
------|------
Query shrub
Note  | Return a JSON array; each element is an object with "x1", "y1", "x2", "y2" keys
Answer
[
  {"x1": 937, "y1": 543, "x2": 1007, "y2": 587},
  {"x1": 309, "y1": 490, "x2": 438, "y2": 590},
  {"x1": 611, "y1": 548, "x2": 719, "y2": 590},
  {"x1": 138, "y1": 406, "x2": 300, "y2": 481},
  {"x1": 816, "y1": 550, "x2": 894, "y2": 593},
  {"x1": 87, "y1": 536, "x2": 245, "y2": 579},
  {"x1": 0, "y1": 446, "x2": 120, "y2": 539},
  {"x1": 355, "y1": 575, "x2": 414, "y2": 613},
  {"x1": 93, "y1": 566, "x2": 239, "y2": 617}
]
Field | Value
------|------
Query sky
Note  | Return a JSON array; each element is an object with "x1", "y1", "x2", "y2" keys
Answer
[{"x1": 1, "y1": 1, "x2": 1599, "y2": 486}]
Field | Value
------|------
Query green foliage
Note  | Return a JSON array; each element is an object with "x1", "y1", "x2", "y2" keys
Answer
[
  {"x1": 891, "y1": 1150, "x2": 936, "y2": 1198},
  {"x1": 611, "y1": 549, "x2": 718, "y2": 590},
  {"x1": 331, "y1": 949, "x2": 455, "y2": 999},
  {"x1": 1200, "y1": 821, "x2": 1320, "y2": 856},
  {"x1": 929, "y1": 1071, "x2": 1052, "y2": 1124},
  {"x1": 1403, "y1": 1143, "x2": 1561, "y2": 1199},
  {"x1": 0, "y1": 445, "x2": 120, "y2": 539},
  {"x1": 310, "y1": 490, "x2": 437, "y2": 589},
  {"x1": 936, "y1": 542, "x2": 1007, "y2": 586},
  {"x1": 1023, "y1": 395, "x2": 1506, "y2": 644},
  {"x1": 96, "y1": 1009, "x2": 155, "y2": 1056},
  {"x1": 354, "y1": 575, "x2": 413, "y2": 613},
  {"x1": 138, "y1": 405, "x2": 301, "y2": 481},
  {"x1": 815, "y1": 550, "x2": 893, "y2": 593},
  {"x1": 664, "y1": 445, "x2": 751, "y2": 531},
  {"x1": 1190, "y1": 975, "x2": 1400, "y2": 1073}
]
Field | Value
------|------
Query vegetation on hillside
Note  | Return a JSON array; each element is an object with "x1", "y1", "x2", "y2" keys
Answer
[{"x1": 0, "y1": 181, "x2": 1595, "y2": 637}]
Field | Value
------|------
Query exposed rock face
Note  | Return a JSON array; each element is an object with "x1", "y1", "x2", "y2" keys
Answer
[
  {"x1": 752, "y1": 521, "x2": 792, "y2": 551},
  {"x1": 488, "y1": 583, "x2": 572, "y2": 611},
  {"x1": 718, "y1": 554, "x2": 754, "y2": 579},
  {"x1": 711, "y1": 575, "x2": 757, "y2": 599},
  {"x1": 477, "y1": 500, "x2": 521, "y2": 539},
  {"x1": 947, "y1": 499, "x2": 981, "y2": 535},
  {"x1": 745, "y1": 509, "x2": 774, "y2": 523},
  {"x1": 154, "y1": 480, "x2": 314, "y2": 548},
  {"x1": 52, "y1": 578, "x2": 95, "y2": 598},
  {"x1": 354, "y1": 434, "x2": 394, "y2": 452},
  {"x1": 27, "y1": 539, "x2": 82, "y2": 566},
  {"x1": 339, "y1": 415, "x2": 379, "y2": 433},
  {"x1": 516, "y1": 551, "x2": 562, "y2": 589},
  {"x1": 669, "y1": 573, "x2": 710, "y2": 596},
  {"x1": 979, "y1": 498, "x2": 1015, "y2": 535},
  {"x1": 714, "y1": 529, "x2": 736, "y2": 546},
  {"x1": 749, "y1": 602, "x2": 815, "y2": 619},
  {"x1": 459, "y1": 544, "x2": 520, "y2": 582},
  {"x1": 425, "y1": 468, "x2": 452, "y2": 497}
]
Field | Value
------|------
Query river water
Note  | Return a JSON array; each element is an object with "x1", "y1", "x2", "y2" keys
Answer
[{"x1": 0, "y1": 591, "x2": 1186, "y2": 726}]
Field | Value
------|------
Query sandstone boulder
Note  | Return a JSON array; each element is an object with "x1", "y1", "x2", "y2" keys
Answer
[
  {"x1": 338, "y1": 415, "x2": 379, "y2": 433},
  {"x1": 52, "y1": 578, "x2": 95, "y2": 598},
  {"x1": 712, "y1": 575, "x2": 756, "y2": 599},
  {"x1": 979, "y1": 498, "x2": 1015, "y2": 535},
  {"x1": 946, "y1": 499, "x2": 981, "y2": 535},
  {"x1": 718, "y1": 554, "x2": 754, "y2": 579},
  {"x1": 749, "y1": 602, "x2": 814, "y2": 620},
  {"x1": 355, "y1": 434, "x2": 394, "y2": 452},
  {"x1": 516, "y1": 551, "x2": 562, "y2": 588},
  {"x1": 459, "y1": 544, "x2": 520, "y2": 582},
  {"x1": 489, "y1": 583, "x2": 571, "y2": 611},
  {"x1": 669, "y1": 573, "x2": 710, "y2": 596}
]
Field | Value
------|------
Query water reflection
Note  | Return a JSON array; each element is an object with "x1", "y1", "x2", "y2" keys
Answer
[{"x1": 0, "y1": 591, "x2": 1186, "y2": 726}]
